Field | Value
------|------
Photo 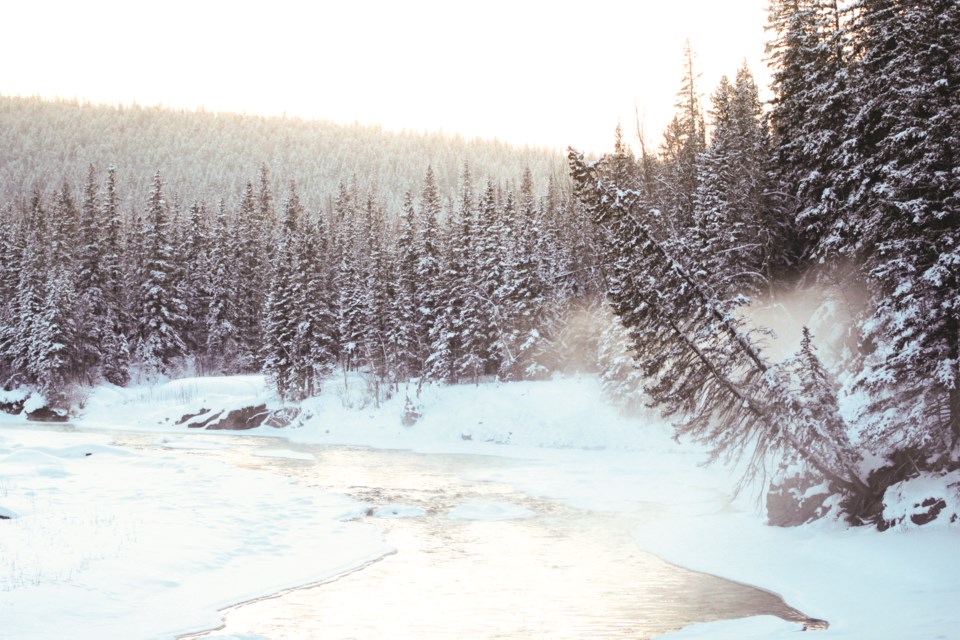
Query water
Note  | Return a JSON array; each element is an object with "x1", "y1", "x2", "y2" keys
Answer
[{"x1": 111, "y1": 435, "x2": 817, "y2": 639}]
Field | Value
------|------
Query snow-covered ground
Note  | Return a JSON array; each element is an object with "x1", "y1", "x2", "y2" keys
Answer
[{"x1": 2, "y1": 374, "x2": 959, "y2": 638}]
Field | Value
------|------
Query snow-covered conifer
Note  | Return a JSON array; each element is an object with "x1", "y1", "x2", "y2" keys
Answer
[{"x1": 135, "y1": 171, "x2": 187, "y2": 378}]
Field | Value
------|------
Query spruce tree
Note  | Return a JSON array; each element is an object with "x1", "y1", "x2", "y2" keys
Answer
[
  {"x1": 428, "y1": 165, "x2": 474, "y2": 382},
  {"x1": 178, "y1": 201, "x2": 211, "y2": 361},
  {"x1": 136, "y1": 171, "x2": 187, "y2": 378},
  {"x1": 74, "y1": 166, "x2": 106, "y2": 382},
  {"x1": 393, "y1": 191, "x2": 422, "y2": 378},
  {"x1": 657, "y1": 41, "x2": 707, "y2": 243},
  {"x1": 839, "y1": 0, "x2": 960, "y2": 455},
  {"x1": 292, "y1": 208, "x2": 337, "y2": 398},
  {"x1": 458, "y1": 180, "x2": 501, "y2": 381},
  {"x1": 205, "y1": 200, "x2": 240, "y2": 373},
  {"x1": 100, "y1": 166, "x2": 130, "y2": 386},
  {"x1": 766, "y1": 0, "x2": 850, "y2": 257},
  {"x1": 500, "y1": 169, "x2": 550, "y2": 379},
  {"x1": 415, "y1": 167, "x2": 446, "y2": 378},
  {"x1": 693, "y1": 65, "x2": 779, "y2": 297},
  {"x1": 569, "y1": 148, "x2": 875, "y2": 506},
  {"x1": 233, "y1": 181, "x2": 263, "y2": 371}
]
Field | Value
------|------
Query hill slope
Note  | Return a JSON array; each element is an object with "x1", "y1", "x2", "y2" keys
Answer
[{"x1": 0, "y1": 94, "x2": 566, "y2": 211}]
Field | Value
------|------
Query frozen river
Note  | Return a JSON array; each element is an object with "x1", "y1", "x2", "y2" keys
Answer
[{"x1": 112, "y1": 434, "x2": 817, "y2": 639}]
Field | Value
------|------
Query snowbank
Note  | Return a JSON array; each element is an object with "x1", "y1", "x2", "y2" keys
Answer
[{"x1": 81, "y1": 375, "x2": 275, "y2": 433}]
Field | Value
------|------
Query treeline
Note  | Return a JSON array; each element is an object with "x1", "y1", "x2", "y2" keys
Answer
[
  {"x1": 573, "y1": 0, "x2": 959, "y2": 523},
  {"x1": 0, "y1": 163, "x2": 604, "y2": 406},
  {"x1": 0, "y1": 94, "x2": 565, "y2": 212}
]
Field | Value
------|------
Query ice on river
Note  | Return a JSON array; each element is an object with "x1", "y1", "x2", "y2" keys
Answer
[{"x1": 0, "y1": 426, "x2": 389, "y2": 639}]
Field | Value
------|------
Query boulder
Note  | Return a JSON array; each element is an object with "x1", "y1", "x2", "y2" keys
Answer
[
  {"x1": 264, "y1": 407, "x2": 300, "y2": 428},
  {"x1": 183, "y1": 411, "x2": 223, "y2": 429},
  {"x1": 26, "y1": 406, "x2": 69, "y2": 422},
  {"x1": 0, "y1": 397, "x2": 25, "y2": 415},
  {"x1": 205, "y1": 404, "x2": 269, "y2": 431}
]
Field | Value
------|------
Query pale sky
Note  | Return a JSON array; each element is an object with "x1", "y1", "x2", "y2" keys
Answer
[{"x1": 1, "y1": 0, "x2": 771, "y2": 154}]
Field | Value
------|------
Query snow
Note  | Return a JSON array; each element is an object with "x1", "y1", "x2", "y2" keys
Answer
[
  {"x1": 371, "y1": 504, "x2": 427, "y2": 519},
  {"x1": 2, "y1": 373, "x2": 959, "y2": 639},
  {"x1": 250, "y1": 448, "x2": 315, "y2": 461},
  {"x1": 80, "y1": 375, "x2": 273, "y2": 433},
  {"x1": 158, "y1": 437, "x2": 232, "y2": 451},
  {"x1": 446, "y1": 500, "x2": 536, "y2": 521},
  {"x1": 882, "y1": 470, "x2": 960, "y2": 526},
  {"x1": 21, "y1": 391, "x2": 47, "y2": 414},
  {"x1": 0, "y1": 386, "x2": 29, "y2": 405},
  {"x1": 0, "y1": 425, "x2": 390, "y2": 639}
]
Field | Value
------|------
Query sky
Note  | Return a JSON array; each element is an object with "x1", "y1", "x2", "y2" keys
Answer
[{"x1": 1, "y1": 0, "x2": 771, "y2": 154}]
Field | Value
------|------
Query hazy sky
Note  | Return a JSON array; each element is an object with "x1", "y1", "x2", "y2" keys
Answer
[{"x1": 2, "y1": 0, "x2": 771, "y2": 154}]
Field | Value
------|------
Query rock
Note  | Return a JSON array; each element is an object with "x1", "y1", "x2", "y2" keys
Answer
[
  {"x1": 205, "y1": 405, "x2": 269, "y2": 430},
  {"x1": 766, "y1": 471, "x2": 832, "y2": 526},
  {"x1": 185, "y1": 411, "x2": 223, "y2": 429},
  {"x1": 26, "y1": 406, "x2": 69, "y2": 422},
  {"x1": 0, "y1": 387, "x2": 29, "y2": 415},
  {"x1": 265, "y1": 407, "x2": 300, "y2": 428},
  {"x1": 867, "y1": 447, "x2": 959, "y2": 529},
  {"x1": 0, "y1": 398, "x2": 25, "y2": 415},
  {"x1": 910, "y1": 498, "x2": 947, "y2": 526}
]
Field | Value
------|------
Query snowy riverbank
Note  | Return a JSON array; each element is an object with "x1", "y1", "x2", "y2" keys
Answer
[{"x1": 2, "y1": 374, "x2": 959, "y2": 638}]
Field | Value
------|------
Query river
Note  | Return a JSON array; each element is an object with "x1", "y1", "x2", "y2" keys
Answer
[{"x1": 91, "y1": 432, "x2": 818, "y2": 639}]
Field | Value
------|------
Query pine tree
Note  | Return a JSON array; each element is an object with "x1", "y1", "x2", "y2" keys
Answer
[
  {"x1": 693, "y1": 65, "x2": 780, "y2": 298},
  {"x1": 0, "y1": 203, "x2": 19, "y2": 383},
  {"x1": 334, "y1": 181, "x2": 366, "y2": 374},
  {"x1": 569, "y1": 148, "x2": 875, "y2": 506},
  {"x1": 428, "y1": 165, "x2": 474, "y2": 382},
  {"x1": 415, "y1": 167, "x2": 446, "y2": 378},
  {"x1": 136, "y1": 171, "x2": 187, "y2": 378},
  {"x1": 205, "y1": 200, "x2": 240, "y2": 373},
  {"x1": 500, "y1": 169, "x2": 550, "y2": 379},
  {"x1": 233, "y1": 181, "x2": 264, "y2": 371},
  {"x1": 178, "y1": 201, "x2": 211, "y2": 361},
  {"x1": 458, "y1": 180, "x2": 502, "y2": 381},
  {"x1": 5, "y1": 193, "x2": 47, "y2": 387},
  {"x1": 393, "y1": 191, "x2": 422, "y2": 379},
  {"x1": 100, "y1": 166, "x2": 130, "y2": 386},
  {"x1": 262, "y1": 185, "x2": 302, "y2": 400},
  {"x1": 34, "y1": 267, "x2": 78, "y2": 406},
  {"x1": 291, "y1": 207, "x2": 337, "y2": 398},
  {"x1": 766, "y1": 0, "x2": 850, "y2": 257},
  {"x1": 657, "y1": 40, "x2": 707, "y2": 243},
  {"x1": 839, "y1": 0, "x2": 960, "y2": 456},
  {"x1": 359, "y1": 191, "x2": 397, "y2": 392},
  {"x1": 74, "y1": 166, "x2": 106, "y2": 383}
]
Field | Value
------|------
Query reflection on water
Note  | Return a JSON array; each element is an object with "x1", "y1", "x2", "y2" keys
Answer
[{"x1": 107, "y1": 434, "x2": 813, "y2": 639}]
